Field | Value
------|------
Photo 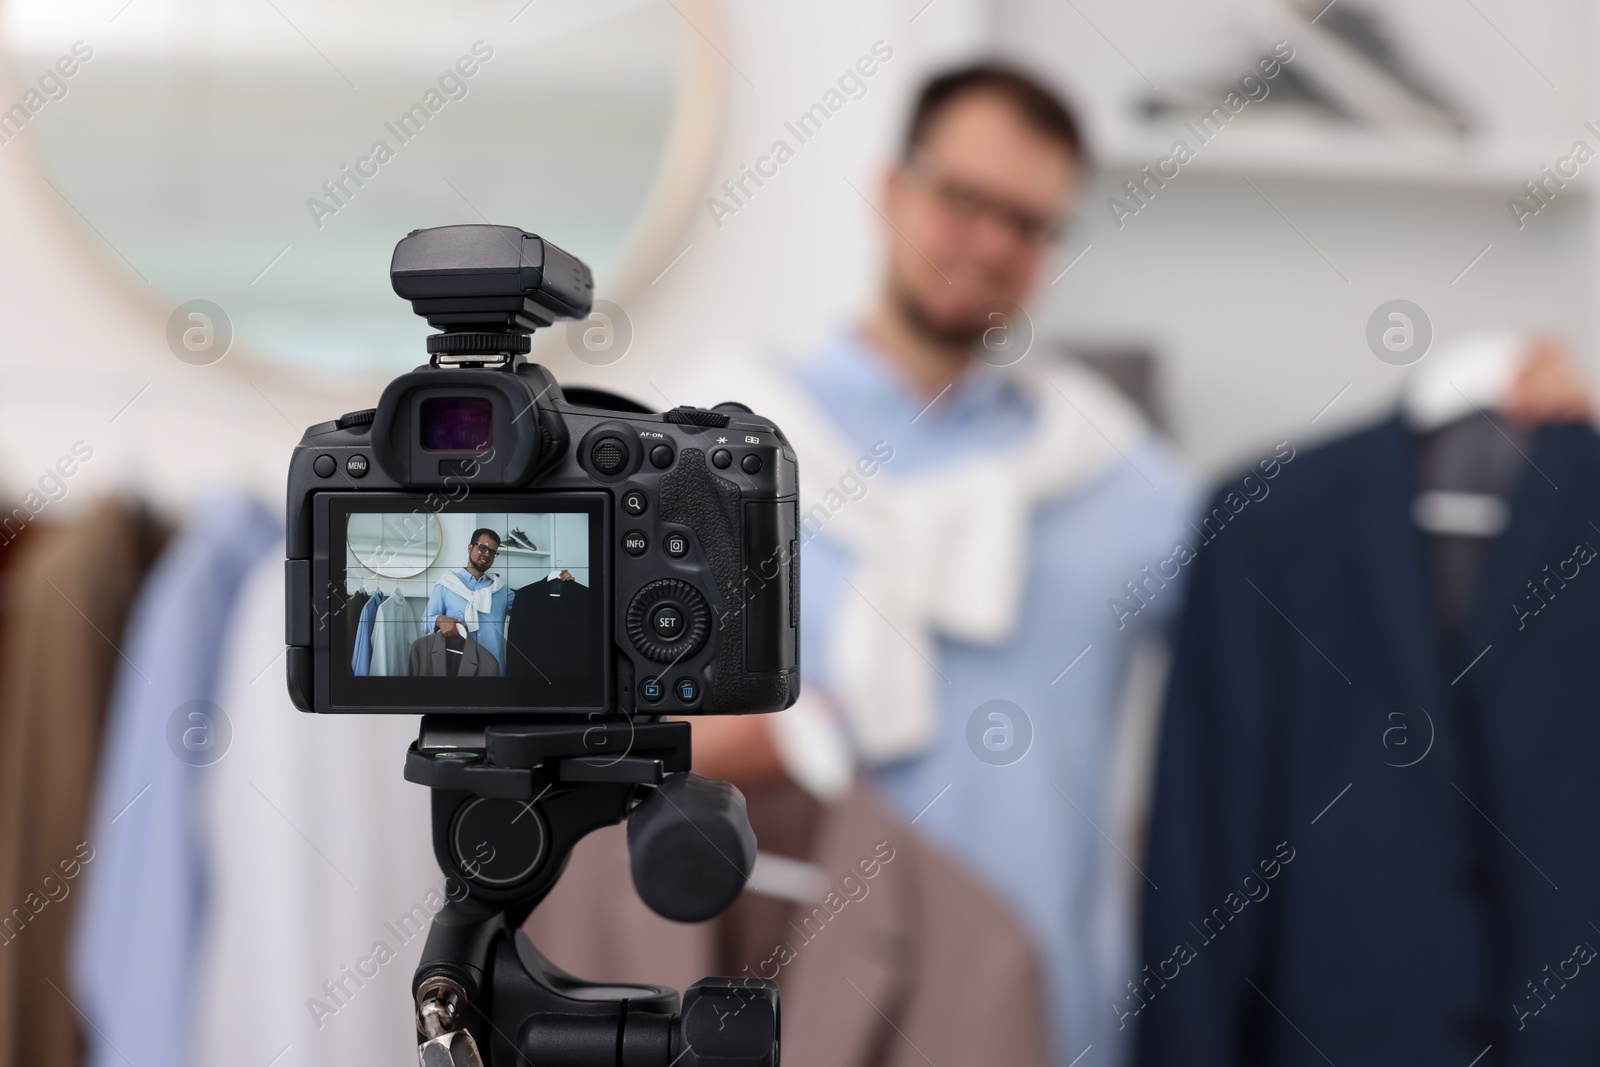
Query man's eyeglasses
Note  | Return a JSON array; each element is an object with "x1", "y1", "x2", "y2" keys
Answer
[
  {"x1": 471, "y1": 542, "x2": 500, "y2": 556},
  {"x1": 904, "y1": 153, "x2": 1068, "y2": 246}
]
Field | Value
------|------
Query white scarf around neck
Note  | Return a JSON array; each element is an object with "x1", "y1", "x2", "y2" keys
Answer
[
  {"x1": 723, "y1": 353, "x2": 1146, "y2": 762},
  {"x1": 437, "y1": 570, "x2": 504, "y2": 633}
]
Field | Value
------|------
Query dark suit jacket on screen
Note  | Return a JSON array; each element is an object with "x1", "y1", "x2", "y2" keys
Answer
[{"x1": 407, "y1": 632, "x2": 500, "y2": 677}]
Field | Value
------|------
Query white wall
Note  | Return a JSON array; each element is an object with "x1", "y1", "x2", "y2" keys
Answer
[
  {"x1": 1, "y1": 0, "x2": 1595, "y2": 511},
  {"x1": 993, "y1": 0, "x2": 1599, "y2": 474}
]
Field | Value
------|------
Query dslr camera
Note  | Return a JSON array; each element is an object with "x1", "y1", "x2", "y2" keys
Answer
[
  {"x1": 284, "y1": 224, "x2": 800, "y2": 718},
  {"x1": 285, "y1": 225, "x2": 792, "y2": 1067}
]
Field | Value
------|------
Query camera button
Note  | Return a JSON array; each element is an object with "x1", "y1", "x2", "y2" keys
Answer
[
  {"x1": 621, "y1": 489, "x2": 648, "y2": 516},
  {"x1": 663, "y1": 532, "x2": 690, "y2": 559},
  {"x1": 346, "y1": 454, "x2": 369, "y2": 478},
  {"x1": 651, "y1": 605, "x2": 684, "y2": 638},
  {"x1": 622, "y1": 530, "x2": 648, "y2": 557},
  {"x1": 740, "y1": 454, "x2": 763, "y2": 475},
  {"x1": 640, "y1": 679, "x2": 665, "y2": 704},
  {"x1": 674, "y1": 678, "x2": 699, "y2": 704},
  {"x1": 313, "y1": 454, "x2": 337, "y2": 477},
  {"x1": 591, "y1": 437, "x2": 629, "y2": 475},
  {"x1": 711, "y1": 448, "x2": 732, "y2": 469},
  {"x1": 650, "y1": 444, "x2": 674, "y2": 468}
]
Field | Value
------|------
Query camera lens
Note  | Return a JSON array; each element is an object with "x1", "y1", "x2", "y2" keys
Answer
[{"x1": 421, "y1": 396, "x2": 493, "y2": 452}]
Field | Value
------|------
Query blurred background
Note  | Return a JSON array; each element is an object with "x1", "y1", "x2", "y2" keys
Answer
[
  {"x1": 0, "y1": 0, "x2": 1590, "y2": 489},
  {"x1": 1, "y1": 1, "x2": 1596, "y2": 1066}
]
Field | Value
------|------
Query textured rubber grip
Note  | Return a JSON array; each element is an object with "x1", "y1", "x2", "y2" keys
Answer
[{"x1": 657, "y1": 449, "x2": 794, "y2": 711}]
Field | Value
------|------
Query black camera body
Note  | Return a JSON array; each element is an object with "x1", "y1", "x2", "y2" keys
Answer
[{"x1": 285, "y1": 225, "x2": 800, "y2": 718}]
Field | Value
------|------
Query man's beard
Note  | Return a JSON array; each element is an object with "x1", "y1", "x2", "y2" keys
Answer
[{"x1": 894, "y1": 286, "x2": 986, "y2": 352}]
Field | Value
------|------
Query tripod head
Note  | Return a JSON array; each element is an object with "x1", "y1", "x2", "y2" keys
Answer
[{"x1": 405, "y1": 716, "x2": 780, "y2": 1067}]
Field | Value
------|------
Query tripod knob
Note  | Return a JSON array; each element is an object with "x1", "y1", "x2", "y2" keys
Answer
[
  {"x1": 628, "y1": 774, "x2": 755, "y2": 922},
  {"x1": 675, "y1": 978, "x2": 780, "y2": 1067}
]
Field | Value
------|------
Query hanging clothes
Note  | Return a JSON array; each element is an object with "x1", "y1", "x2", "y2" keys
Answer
[
  {"x1": 70, "y1": 490, "x2": 276, "y2": 1067},
  {"x1": 368, "y1": 592, "x2": 419, "y2": 677},
  {"x1": 504, "y1": 576, "x2": 591, "y2": 679},
  {"x1": 342, "y1": 589, "x2": 370, "y2": 668},
  {"x1": 407, "y1": 632, "x2": 499, "y2": 677},
  {"x1": 192, "y1": 547, "x2": 439, "y2": 1067},
  {"x1": 350, "y1": 591, "x2": 384, "y2": 676},
  {"x1": 1138, "y1": 416, "x2": 1600, "y2": 1067},
  {"x1": 0, "y1": 499, "x2": 168, "y2": 1067}
]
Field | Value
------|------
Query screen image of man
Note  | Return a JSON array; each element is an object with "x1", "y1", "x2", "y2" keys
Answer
[{"x1": 422, "y1": 528, "x2": 514, "y2": 670}]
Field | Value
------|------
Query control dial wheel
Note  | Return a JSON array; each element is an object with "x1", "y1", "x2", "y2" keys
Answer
[{"x1": 626, "y1": 579, "x2": 711, "y2": 663}]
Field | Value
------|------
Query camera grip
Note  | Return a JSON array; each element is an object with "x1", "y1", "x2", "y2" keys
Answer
[{"x1": 658, "y1": 449, "x2": 795, "y2": 712}]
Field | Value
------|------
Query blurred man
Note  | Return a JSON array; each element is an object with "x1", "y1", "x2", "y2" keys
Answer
[{"x1": 694, "y1": 65, "x2": 1194, "y2": 1066}]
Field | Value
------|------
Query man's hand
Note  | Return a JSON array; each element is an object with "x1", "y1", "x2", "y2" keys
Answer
[
  {"x1": 683, "y1": 714, "x2": 786, "y2": 791},
  {"x1": 1507, "y1": 337, "x2": 1594, "y2": 425},
  {"x1": 436, "y1": 616, "x2": 461, "y2": 638},
  {"x1": 558, "y1": 569, "x2": 574, "y2": 581}
]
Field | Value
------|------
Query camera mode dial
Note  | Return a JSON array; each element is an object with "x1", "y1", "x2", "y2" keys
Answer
[{"x1": 626, "y1": 579, "x2": 711, "y2": 663}]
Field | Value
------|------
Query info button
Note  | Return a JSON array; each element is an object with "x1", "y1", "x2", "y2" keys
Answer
[{"x1": 622, "y1": 530, "x2": 648, "y2": 557}]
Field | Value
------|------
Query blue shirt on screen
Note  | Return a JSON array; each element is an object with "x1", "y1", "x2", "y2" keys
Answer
[{"x1": 423, "y1": 568, "x2": 514, "y2": 669}]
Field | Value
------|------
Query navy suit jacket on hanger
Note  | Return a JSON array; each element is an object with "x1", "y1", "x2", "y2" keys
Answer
[{"x1": 1137, "y1": 415, "x2": 1600, "y2": 1067}]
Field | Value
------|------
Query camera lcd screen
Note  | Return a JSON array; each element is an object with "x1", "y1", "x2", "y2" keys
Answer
[{"x1": 322, "y1": 493, "x2": 608, "y2": 712}]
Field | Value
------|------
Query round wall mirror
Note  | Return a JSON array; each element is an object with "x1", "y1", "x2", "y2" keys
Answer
[
  {"x1": 347, "y1": 512, "x2": 442, "y2": 578},
  {"x1": 0, "y1": 0, "x2": 718, "y2": 377}
]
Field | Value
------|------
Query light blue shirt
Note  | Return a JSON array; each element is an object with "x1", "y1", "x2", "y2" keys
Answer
[
  {"x1": 794, "y1": 332, "x2": 1196, "y2": 1067},
  {"x1": 71, "y1": 489, "x2": 279, "y2": 1067},
  {"x1": 351, "y1": 590, "x2": 383, "y2": 676},
  {"x1": 423, "y1": 568, "x2": 514, "y2": 669}
]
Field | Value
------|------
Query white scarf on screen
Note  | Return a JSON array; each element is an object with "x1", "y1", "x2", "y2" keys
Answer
[
  {"x1": 438, "y1": 570, "x2": 504, "y2": 633},
  {"x1": 725, "y1": 355, "x2": 1145, "y2": 762}
]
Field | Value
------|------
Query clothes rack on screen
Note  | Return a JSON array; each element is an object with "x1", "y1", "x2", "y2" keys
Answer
[
  {"x1": 367, "y1": 592, "x2": 421, "y2": 677},
  {"x1": 351, "y1": 589, "x2": 384, "y2": 675}
]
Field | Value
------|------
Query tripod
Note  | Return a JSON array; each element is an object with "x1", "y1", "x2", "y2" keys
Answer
[{"x1": 404, "y1": 715, "x2": 780, "y2": 1067}]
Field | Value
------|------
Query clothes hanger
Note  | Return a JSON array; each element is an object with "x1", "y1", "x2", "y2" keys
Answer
[
  {"x1": 1403, "y1": 331, "x2": 1522, "y2": 432},
  {"x1": 1405, "y1": 332, "x2": 1526, "y2": 539}
]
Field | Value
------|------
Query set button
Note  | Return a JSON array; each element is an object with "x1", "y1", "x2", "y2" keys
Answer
[{"x1": 651, "y1": 605, "x2": 684, "y2": 638}]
